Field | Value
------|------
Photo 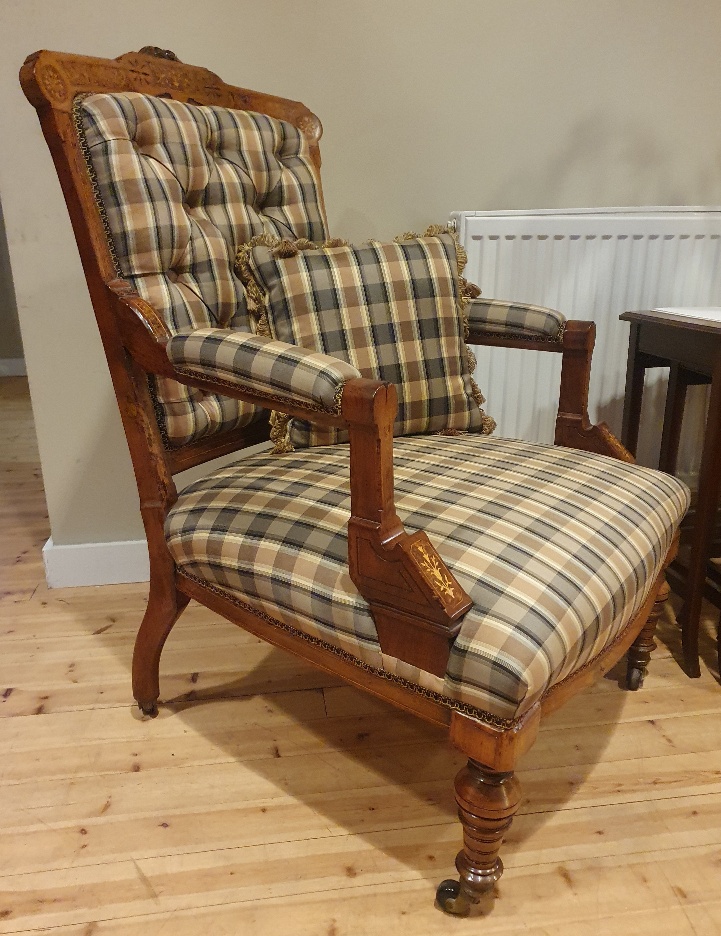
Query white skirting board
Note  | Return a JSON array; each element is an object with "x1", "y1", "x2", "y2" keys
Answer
[
  {"x1": 42, "y1": 537, "x2": 149, "y2": 588},
  {"x1": 0, "y1": 358, "x2": 26, "y2": 376}
]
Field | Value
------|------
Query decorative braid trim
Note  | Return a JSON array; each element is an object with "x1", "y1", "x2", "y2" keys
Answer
[
  {"x1": 177, "y1": 570, "x2": 516, "y2": 731},
  {"x1": 148, "y1": 376, "x2": 172, "y2": 450},
  {"x1": 332, "y1": 380, "x2": 347, "y2": 414},
  {"x1": 470, "y1": 323, "x2": 566, "y2": 345},
  {"x1": 459, "y1": 276, "x2": 482, "y2": 302},
  {"x1": 234, "y1": 233, "x2": 277, "y2": 315},
  {"x1": 177, "y1": 566, "x2": 655, "y2": 733},
  {"x1": 267, "y1": 378, "x2": 346, "y2": 455},
  {"x1": 72, "y1": 95, "x2": 123, "y2": 279}
]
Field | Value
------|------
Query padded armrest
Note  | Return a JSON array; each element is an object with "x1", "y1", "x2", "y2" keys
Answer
[
  {"x1": 467, "y1": 298, "x2": 566, "y2": 341},
  {"x1": 167, "y1": 328, "x2": 361, "y2": 413}
]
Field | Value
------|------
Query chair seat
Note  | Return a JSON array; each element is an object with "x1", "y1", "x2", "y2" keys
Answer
[{"x1": 166, "y1": 435, "x2": 688, "y2": 723}]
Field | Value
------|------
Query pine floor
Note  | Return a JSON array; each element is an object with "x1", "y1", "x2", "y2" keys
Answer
[{"x1": 2, "y1": 375, "x2": 721, "y2": 935}]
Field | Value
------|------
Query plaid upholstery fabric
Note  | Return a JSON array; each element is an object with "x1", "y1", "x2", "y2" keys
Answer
[
  {"x1": 165, "y1": 434, "x2": 689, "y2": 722},
  {"x1": 167, "y1": 328, "x2": 361, "y2": 411},
  {"x1": 236, "y1": 233, "x2": 490, "y2": 449},
  {"x1": 467, "y1": 298, "x2": 566, "y2": 341},
  {"x1": 77, "y1": 92, "x2": 328, "y2": 446}
]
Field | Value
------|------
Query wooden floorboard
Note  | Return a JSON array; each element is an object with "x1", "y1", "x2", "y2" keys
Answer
[{"x1": 1, "y1": 374, "x2": 720, "y2": 935}]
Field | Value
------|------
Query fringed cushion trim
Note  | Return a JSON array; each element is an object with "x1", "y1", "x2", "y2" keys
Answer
[{"x1": 234, "y1": 227, "x2": 495, "y2": 449}]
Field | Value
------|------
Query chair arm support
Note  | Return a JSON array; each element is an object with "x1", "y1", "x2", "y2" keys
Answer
[
  {"x1": 342, "y1": 381, "x2": 473, "y2": 678},
  {"x1": 554, "y1": 321, "x2": 634, "y2": 462},
  {"x1": 467, "y1": 297, "x2": 566, "y2": 342},
  {"x1": 469, "y1": 312, "x2": 633, "y2": 462}
]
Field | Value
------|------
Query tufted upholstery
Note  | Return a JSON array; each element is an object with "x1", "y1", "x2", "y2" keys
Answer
[{"x1": 77, "y1": 92, "x2": 328, "y2": 446}]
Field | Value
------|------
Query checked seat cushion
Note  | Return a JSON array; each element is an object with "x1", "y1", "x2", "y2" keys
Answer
[{"x1": 165, "y1": 433, "x2": 689, "y2": 724}]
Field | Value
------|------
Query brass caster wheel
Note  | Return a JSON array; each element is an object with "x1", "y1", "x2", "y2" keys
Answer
[
  {"x1": 436, "y1": 879, "x2": 471, "y2": 916},
  {"x1": 138, "y1": 700, "x2": 159, "y2": 717},
  {"x1": 626, "y1": 666, "x2": 644, "y2": 691}
]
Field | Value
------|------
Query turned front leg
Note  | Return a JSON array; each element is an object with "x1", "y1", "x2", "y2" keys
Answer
[
  {"x1": 626, "y1": 578, "x2": 670, "y2": 690},
  {"x1": 437, "y1": 760, "x2": 522, "y2": 915}
]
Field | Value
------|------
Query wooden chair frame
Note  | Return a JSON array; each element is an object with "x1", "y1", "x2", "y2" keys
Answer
[{"x1": 20, "y1": 47, "x2": 677, "y2": 915}]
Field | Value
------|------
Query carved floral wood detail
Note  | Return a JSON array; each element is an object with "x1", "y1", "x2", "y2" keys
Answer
[
  {"x1": 296, "y1": 113, "x2": 322, "y2": 142},
  {"x1": 37, "y1": 64, "x2": 70, "y2": 104},
  {"x1": 409, "y1": 541, "x2": 461, "y2": 602},
  {"x1": 27, "y1": 50, "x2": 320, "y2": 142},
  {"x1": 137, "y1": 47, "x2": 180, "y2": 62}
]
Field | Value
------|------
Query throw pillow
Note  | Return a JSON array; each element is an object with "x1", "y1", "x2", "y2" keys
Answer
[{"x1": 235, "y1": 226, "x2": 495, "y2": 452}]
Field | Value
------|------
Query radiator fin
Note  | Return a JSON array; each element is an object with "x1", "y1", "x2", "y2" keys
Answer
[{"x1": 454, "y1": 208, "x2": 721, "y2": 483}]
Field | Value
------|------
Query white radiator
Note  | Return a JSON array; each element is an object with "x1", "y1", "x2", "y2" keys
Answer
[{"x1": 452, "y1": 207, "x2": 721, "y2": 484}]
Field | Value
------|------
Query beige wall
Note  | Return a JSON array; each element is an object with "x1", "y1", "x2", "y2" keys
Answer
[
  {"x1": 1, "y1": 0, "x2": 720, "y2": 545},
  {"x1": 0, "y1": 199, "x2": 23, "y2": 361}
]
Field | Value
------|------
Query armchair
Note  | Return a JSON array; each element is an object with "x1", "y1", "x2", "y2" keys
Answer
[{"x1": 21, "y1": 47, "x2": 688, "y2": 917}]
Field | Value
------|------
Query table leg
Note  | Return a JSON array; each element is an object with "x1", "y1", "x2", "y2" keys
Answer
[
  {"x1": 658, "y1": 364, "x2": 688, "y2": 474},
  {"x1": 621, "y1": 323, "x2": 645, "y2": 457},
  {"x1": 678, "y1": 355, "x2": 721, "y2": 677}
]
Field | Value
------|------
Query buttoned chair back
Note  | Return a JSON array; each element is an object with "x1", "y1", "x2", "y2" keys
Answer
[
  {"x1": 78, "y1": 91, "x2": 328, "y2": 446},
  {"x1": 22, "y1": 47, "x2": 328, "y2": 466}
]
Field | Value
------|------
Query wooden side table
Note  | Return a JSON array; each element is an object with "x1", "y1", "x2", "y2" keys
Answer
[{"x1": 620, "y1": 309, "x2": 721, "y2": 677}]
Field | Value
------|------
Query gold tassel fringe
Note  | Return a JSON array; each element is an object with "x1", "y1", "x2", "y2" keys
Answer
[{"x1": 269, "y1": 410, "x2": 294, "y2": 455}]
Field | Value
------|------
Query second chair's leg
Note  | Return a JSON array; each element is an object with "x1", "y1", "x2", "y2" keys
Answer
[
  {"x1": 437, "y1": 760, "x2": 522, "y2": 916},
  {"x1": 626, "y1": 579, "x2": 670, "y2": 690}
]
